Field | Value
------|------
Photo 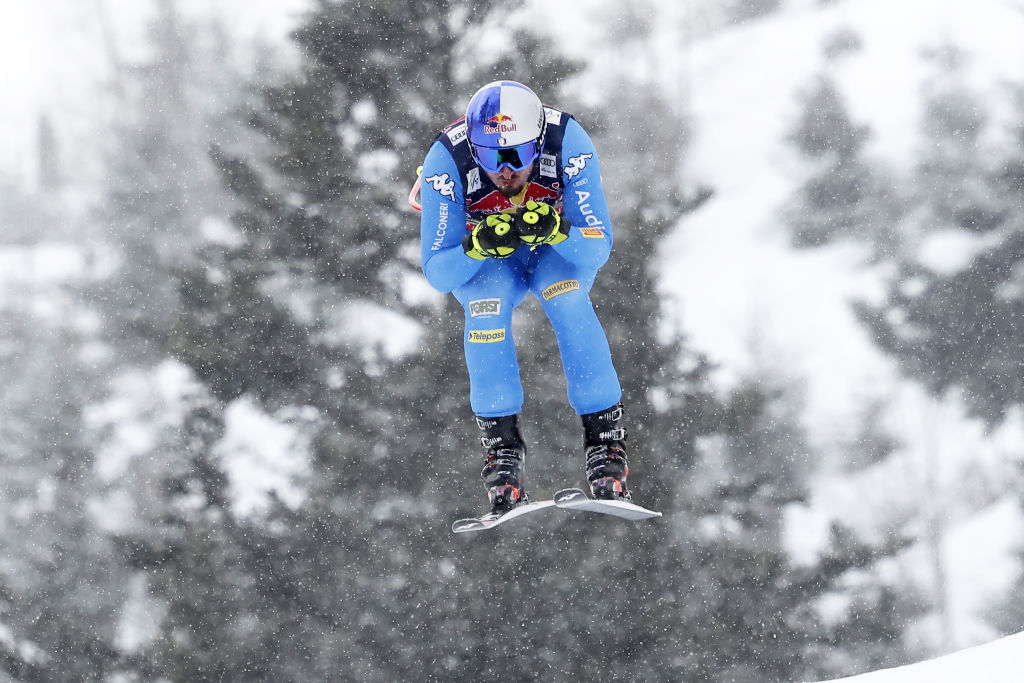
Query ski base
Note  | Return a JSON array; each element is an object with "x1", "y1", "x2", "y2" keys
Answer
[
  {"x1": 452, "y1": 489, "x2": 662, "y2": 532},
  {"x1": 553, "y1": 487, "x2": 662, "y2": 521},
  {"x1": 451, "y1": 499, "x2": 556, "y2": 533}
]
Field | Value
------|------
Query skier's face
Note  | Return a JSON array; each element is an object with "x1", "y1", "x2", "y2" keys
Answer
[{"x1": 486, "y1": 163, "x2": 534, "y2": 198}]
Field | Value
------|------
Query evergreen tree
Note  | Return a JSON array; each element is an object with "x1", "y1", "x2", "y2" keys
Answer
[
  {"x1": 0, "y1": 248, "x2": 126, "y2": 680},
  {"x1": 90, "y1": 0, "x2": 242, "y2": 360},
  {"x1": 785, "y1": 56, "x2": 902, "y2": 256},
  {"x1": 786, "y1": 44, "x2": 1018, "y2": 654},
  {"x1": 128, "y1": 1, "x2": 500, "y2": 678},
  {"x1": 857, "y1": 48, "x2": 1024, "y2": 423}
]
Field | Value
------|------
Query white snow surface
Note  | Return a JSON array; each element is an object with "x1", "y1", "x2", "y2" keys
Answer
[{"x1": 807, "y1": 631, "x2": 1024, "y2": 683}]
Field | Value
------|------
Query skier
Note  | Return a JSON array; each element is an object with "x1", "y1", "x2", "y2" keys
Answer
[{"x1": 418, "y1": 80, "x2": 630, "y2": 515}]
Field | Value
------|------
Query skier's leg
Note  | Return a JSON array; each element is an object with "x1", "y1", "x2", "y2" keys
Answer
[
  {"x1": 452, "y1": 257, "x2": 529, "y2": 417},
  {"x1": 529, "y1": 251, "x2": 621, "y2": 415},
  {"x1": 453, "y1": 258, "x2": 530, "y2": 511},
  {"x1": 530, "y1": 249, "x2": 630, "y2": 500}
]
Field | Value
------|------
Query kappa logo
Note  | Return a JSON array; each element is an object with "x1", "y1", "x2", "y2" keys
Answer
[
  {"x1": 564, "y1": 153, "x2": 593, "y2": 180},
  {"x1": 424, "y1": 173, "x2": 457, "y2": 201},
  {"x1": 469, "y1": 298, "x2": 501, "y2": 317},
  {"x1": 468, "y1": 328, "x2": 506, "y2": 343},
  {"x1": 542, "y1": 279, "x2": 581, "y2": 301}
]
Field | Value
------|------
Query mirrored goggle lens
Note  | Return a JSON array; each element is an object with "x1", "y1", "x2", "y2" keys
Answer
[{"x1": 473, "y1": 140, "x2": 539, "y2": 173}]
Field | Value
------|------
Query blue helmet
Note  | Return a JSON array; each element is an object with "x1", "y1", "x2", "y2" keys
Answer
[{"x1": 465, "y1": 80, "x2": 545, "y2": 173}]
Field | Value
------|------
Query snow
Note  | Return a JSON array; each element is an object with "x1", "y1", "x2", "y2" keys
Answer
[
  {"x1": 85, "y1": 361, "x2": 316, "y2": 524},
  {"x1": 917, "y1": 228, "x2": 1004, "y2": 276},
  {"x1": 807, "y1": 631, "x2": 1024, "y2": 683},
  {"x1": 214, "y1": 397, "x2": 315, "y2": 517},
  {"x1": 85, "y1": 360, "x2": 203, "y2": 484},
  {"x1": 319, "y1": 300, "x2": 426, "y2": 366}
]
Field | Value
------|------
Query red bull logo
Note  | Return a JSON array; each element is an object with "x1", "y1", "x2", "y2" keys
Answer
[
  {"x1": 484, "y1": 113, "x2": 517, "y2": 135},
  {"x1": 524, "y1": 183, "x2": 559, "y2": 203},
  {"x1": 467, "y1": 183, "x2": 562, "y2": 221}
]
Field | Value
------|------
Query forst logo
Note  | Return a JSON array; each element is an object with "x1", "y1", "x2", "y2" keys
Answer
[
  {"x1": 484, "y1": 113, "x2": 517, "y2": 135},
  {"x1": 469, "y1": 298, "x2": 501, "y2": 317}
]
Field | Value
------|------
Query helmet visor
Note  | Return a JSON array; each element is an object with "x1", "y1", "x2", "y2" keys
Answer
[{"x1": 472, "y1": 139, "x2": 540, "y2": 174}]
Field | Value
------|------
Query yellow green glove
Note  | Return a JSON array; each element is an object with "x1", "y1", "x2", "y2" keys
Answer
[
  {"x1": 462, "y1": 212, "x2": 520, "y2": 260},
  {"x1": 515, "y1": 201, "x2": 569, "y2": 246}
]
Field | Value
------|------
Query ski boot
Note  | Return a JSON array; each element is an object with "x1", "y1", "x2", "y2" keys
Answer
[
  {"x1": 581, "y1": 403, "x2": 631, "y2": 501},
  {"x1": 476, "y1": 414, "x2": 529, "y2": 514}
]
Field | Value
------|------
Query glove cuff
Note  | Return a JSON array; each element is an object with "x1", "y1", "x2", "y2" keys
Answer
[
  {"x1": 462, "y1": 232, "x2": 488, "y2": 260},
  {"x1": 545, "y1": 218, "x2": 570, "y2": 245}
]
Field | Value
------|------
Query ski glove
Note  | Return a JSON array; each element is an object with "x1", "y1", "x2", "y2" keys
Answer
[
  {"x1": 515, "y1": 201, "x2": 569, "y2": 246},
  {"x1": 463, "y1": 212, "x2": 520, "y2": 260}
]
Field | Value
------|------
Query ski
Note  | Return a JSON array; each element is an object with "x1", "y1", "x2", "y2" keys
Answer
[
  {"x1": 553, "y1": 488, "x2": 662, "y2": 521},
  {"x1": 451, "y1": 499, "x2": 556, "y2": 533}
]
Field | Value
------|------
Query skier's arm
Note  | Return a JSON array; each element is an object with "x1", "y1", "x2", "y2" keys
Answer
[
  {"x1": 419, "y1": 142, "x2": 485, "y2": 293},
  {"x1": 549, "y1": 118, "x2": 614, "y2": 269}
]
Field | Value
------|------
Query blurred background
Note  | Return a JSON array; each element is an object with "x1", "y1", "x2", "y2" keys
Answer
[{"x1": 2, "y1": 0, "x2": 1023, "y2": 680}]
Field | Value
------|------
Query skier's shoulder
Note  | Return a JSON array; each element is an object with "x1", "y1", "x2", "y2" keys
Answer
[
  {"x1": 430, "y1": 116, "x2": 475, "y2": 177},
  {"x1": 435, "y1": 115, "x2": 469, "y2": 150}
]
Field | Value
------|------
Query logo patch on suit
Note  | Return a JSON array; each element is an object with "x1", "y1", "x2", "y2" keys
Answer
[
  {"x1": 539, "y1": 154, "x2": 557, "y2": 178},
  {"x1": 446, "y1": 122, "x2": 467, "y2": 146},
  {"x1": 542, "y1": 280, "x2": 581, "y2": 301},
  {"x1": 425, "y1": 173, "x2": 457, "y2": 201},
  {"x1": 469, "y1": 329, "x2": 506, "y2": 343},
  {"x1": 469, "y1": 299, "x2": 501, "y2": 317},
  {"x1": 466, "y1": 167, "x2": 482, "y2": 194},
  {"x1": 468, "y1": 182, "x2": 560, "y2": 215},
  {"x1": 564, "y1": 153, "x2": 593, "y2": 180}
]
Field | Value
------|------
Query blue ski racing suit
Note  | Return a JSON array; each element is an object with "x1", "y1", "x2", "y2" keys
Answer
[{"x1": 418, "y1": 107, "x2": 622, "y2": 418}]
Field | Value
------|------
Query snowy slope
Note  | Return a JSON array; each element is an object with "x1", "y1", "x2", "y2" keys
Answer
[
  {"x1": 651, "y1": 0, "x2": 1024, "y2": 651},
  {"x1": 808, "y1": 631, "x2": 1024, "y2": 683}
]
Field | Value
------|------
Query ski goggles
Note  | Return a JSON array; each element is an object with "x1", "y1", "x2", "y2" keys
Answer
[{"x1": 471, "y1": 139, "x2": 541, "y2": 174}]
